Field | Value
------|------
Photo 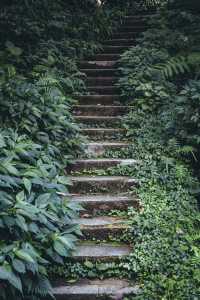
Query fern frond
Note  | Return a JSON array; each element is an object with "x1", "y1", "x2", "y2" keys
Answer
[{"x1": 153, "y1": 52, "x2": 200, "y2": 79}]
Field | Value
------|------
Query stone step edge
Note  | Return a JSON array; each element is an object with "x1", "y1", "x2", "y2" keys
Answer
[
  {"x1": 69, "y1": 176, "x2": 138, "y2": 184},
  {"x1": 69, "y1": 158, "x2": 138, "y2": 168},
  {"x1": 72, "y1": 242, "x2": 131, "y2": 260},
  {"x1": 74, "y1": 105, "x2": 131, "y2": 108},
  {"x1": 59, "y1": 193, "x2": 141, "y2": 211},
  {"x1": 74, "y1": 216, "x2": 127, "y2": 229},
  {"x1": 53, "y1": 279, "x2": 140, "y2": 299},
  {"x1": 80, "y1": 128, "x2": 125, "y2": 132},
  {"x1": 75, "y1": 116, "x2": 121, "y2": 120}
]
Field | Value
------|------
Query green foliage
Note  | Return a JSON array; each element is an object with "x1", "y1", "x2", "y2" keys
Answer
[
  {"x1": 0, "y1": 0, "x2": 129, "y2": 298},
  {"x1": 153, "y1": 53, "x2": 200, "y2": 79},
  {"x1": 0, "y1": 129, "x2": 82, "y2": 299},
  {"x1": 118, "y1": 6, "x2": 200, "y2": 300}
]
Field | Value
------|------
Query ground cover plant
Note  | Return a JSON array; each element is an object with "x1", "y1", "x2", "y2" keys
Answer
[{"x1": 116, "y1": 2, "x2": 200, "y2": 299}]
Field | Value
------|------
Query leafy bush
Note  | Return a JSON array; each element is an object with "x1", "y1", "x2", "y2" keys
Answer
[
  {"x1": 0, "y1": 0, "x2": 130, "y2": 298},
  {"x1": 0, "y1": 129, "x2": 81, "y2": 299},
  {"x1": 118, "y1": 6, "x2": 200, "y2": 300}
]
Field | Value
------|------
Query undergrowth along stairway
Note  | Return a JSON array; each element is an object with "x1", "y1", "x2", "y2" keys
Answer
[{"x1": 54, "y1": 14, "x2": 150, "y2": 300}]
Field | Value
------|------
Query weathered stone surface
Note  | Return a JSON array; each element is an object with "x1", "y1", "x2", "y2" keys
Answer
[
  {"x1": 87, "y1": 86, "x2": 120, "y2": 95},
  {"x1": 69, "y1": 176, "x2": 138, "y2": 193},
  {"x1": 86, "y1": 77, "x2": 118, "y2": 86},
  {"x1": 119, "y1": 26, "x2": 146, "y2": 33},
  {"x1": 69, "y1": 194, "x2": 140, "y2": 212},
  {"x1": 103, "y1": 38, "x2": 136, "y2": 46},
  {"x1": 73, "y1": 216, "x2": 128, "y2": 239},
  {"x1": 84, "y1": 142, "x2": 131, "y2": 156},
  {"x1": 69, "y1": 158, "x2": 138, "y2": 171},
  {"x1": 73, "y1": 105, "x2": 130, "y2": 116},
  {"x1": 75, "y1": 116, "x2": 121, "y2": 126},
  {"x1": 113, "y1": 32, "x2": 140, "y2": 39},
  {"x1": 80, "y1": 60, "x2": 117, "y2": 69},
  {"x1": 74, "y1": 216, "x2": 125, "y2": 227},
  {"x1": 53, "y1": 279, "x2": 140, "y2": 300},
  {"x1": 72, "y1": 242, "x2": 131, "y2": 260},
  {"x1": 92, "y1": 53, "x2": 120, "y2": 60},
  {"x1": 80, "y1": 68, "x2": 118, "y2": 76},
  {"x1": 102, "y1": 45, "x2": 129, "y2": 53},
  {"x1": 77, "y1": 95, "x2": 121, "y2": 105},
  {"x1": 80, "y1": 128, "x2": 126, "y2": 140}
]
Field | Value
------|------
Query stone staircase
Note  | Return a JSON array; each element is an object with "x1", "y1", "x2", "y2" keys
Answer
[{"x1": 54, "y1": 14, "x2": 149, "y2": 300}]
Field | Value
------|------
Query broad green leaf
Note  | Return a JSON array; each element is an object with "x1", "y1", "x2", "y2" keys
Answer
[
  {"x1": 12, "y1": 259, "x2": 26, "y2": 274},
  {"x1": 53, "y1": 241, "x2": 68, "y2": 257},
  {"x1": 15, "y1": 250, "x2": 35, "y2": 263},
  {"x1": 23, "y1": 178, "x2": 32, "y2": 194}
]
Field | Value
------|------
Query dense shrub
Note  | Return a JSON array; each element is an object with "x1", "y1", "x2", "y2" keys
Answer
[
  {"x1": 0, "y1": 0, "x2": 129, "y2": 298},
  {"x1": 118, "y1": 6, "x2": 200, "y2": 300}
]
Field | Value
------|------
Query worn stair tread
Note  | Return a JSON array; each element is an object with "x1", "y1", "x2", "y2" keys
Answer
[
  {"x1": 92, "y1": 54, "x2": 120, "y2": 60},
  {"x1": 68, "y1": 176, "x2": 137, "y2": 193},
  {"x1": 81, "y1": 128, "x2": 125, "y2": 132},
  {"x1": 85, "y1": 141, "x2": 130, "y2": 145},
  {"x1": 77, "y1": 95, "x2": 121, "y2": 105},
  {"x1": 75, "y1": 116, "x2": 121, "y2": 121},
  {"x1": 69, "y1": 176, "x2": 137, "y2": 183},
  {"x1": 83, "y1": 142, "x2": 132, "y2": 156},
  {"x1": 87, "y1": 86, "x2": 119, "y2": 95},
  {"x1": 86, "y1": 76, "x2": 118, "y2": 80},
  {"x1": 103, "y1": 38, "x2": 136, "y2": 46},
  {"x1": 120, "y1": 25, "x2": 148, "y2": 29},
  {"x1": 86, "y1": 77, "x2": 118, "y2": 85},
  {"x1": 69, "y1": 158, "x2": 138, "y2": 172},
  {"x1": 73, "y1": 242, "x2": 131, "y2": 258},
  {"x1": 70, "y1": 158, "x2": 137, "y2": 168},
  {"x1": 74, "y1": 216, "x2": 126, "y2": 227},
  {"x1": 74, "y1": 105, "x2": 131, "y2": 109},
  {"x1": 69, "y1": 194, "x2": 136, "y2": 202},
  {"x1": 68, "y1": 194, "x2": 140, "y2": 212},
  {"x1": 53, "y1": 278, "x2": 140, "y2": 298},
  {"x1": 102, "y1": 46, "x2": 129, "y2": 53},
  {"x1": 71, "y1": 158, "x2": 137, "y2": 164},
  {"x1": 80, "y1": 68, "x2": 117, "y2": 72},
  {"x1": 79, "y1": 60, "x2": 118, "y2": 70},
  {"x1": 80, "y1": 60, "x2": 117, "y2": 64},
  {"x1": 112, "y1": 32, "x2": 141, "y2": 39}
]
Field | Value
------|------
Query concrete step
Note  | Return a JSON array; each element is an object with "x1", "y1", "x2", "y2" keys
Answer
[
  {"x1": 92, "y1": 53, "x2": 120, "y2": 60},
  {"x1": 102, "y1": 45, "x2": 129, "y2": 54},
  {"x1": 77, "y1": 95, "x2": 121, "y2": 105},
  {"x1": 53, "y1": 278, "x2": 140, "y2": 300},
  {"x1": 112, "y1": 32, "x2": 141, "y2": 39},
  {"x1": 80, "y1": 68, "x2": 118, "y2": 76},
  {"x1": 68, "y1": 176, "x2": 138, "y2": 193},
  {"x1": 69, "y1": 194, "x2": 140, "y2": 213},
  {"x1": 69, "y1": 158, "x2": 137, "y2": 172},
  {"x1": 84, "y1": 142, "x2": 132, "y2": 157},
  {"x1": 74, "y1": 216, "x2": 128, "y2": 239},
  {"x1": 80, "y1": 128, "x2": 126, "y2": 140},
  {"x1": 75, "y1": 116, "x2": 121, "y2": 126},
  {"x1": 119, "y1": 26, "x2": 147, "y2": 33},
  {"x1": 86, "y1": 77, "x2": 118, "y2": 86},
  {"x1": 72, "y1": 242, "x2": 131, "y2": 261},
  {"x1": 125, "y1": 14, "x2": 156, "y2": 20},
  {"x1": 73, "y1": 105, "x2": 131, "y2": 116},
  {"x1": 87, "y1": 86, "x2": 119, "y2": 95},
  {"x1": 79, "y1": 61, "x2": 117, "y2": 69},
  {"x1": 103, "y1": 38, "x2": 136, "y2": 46}
]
